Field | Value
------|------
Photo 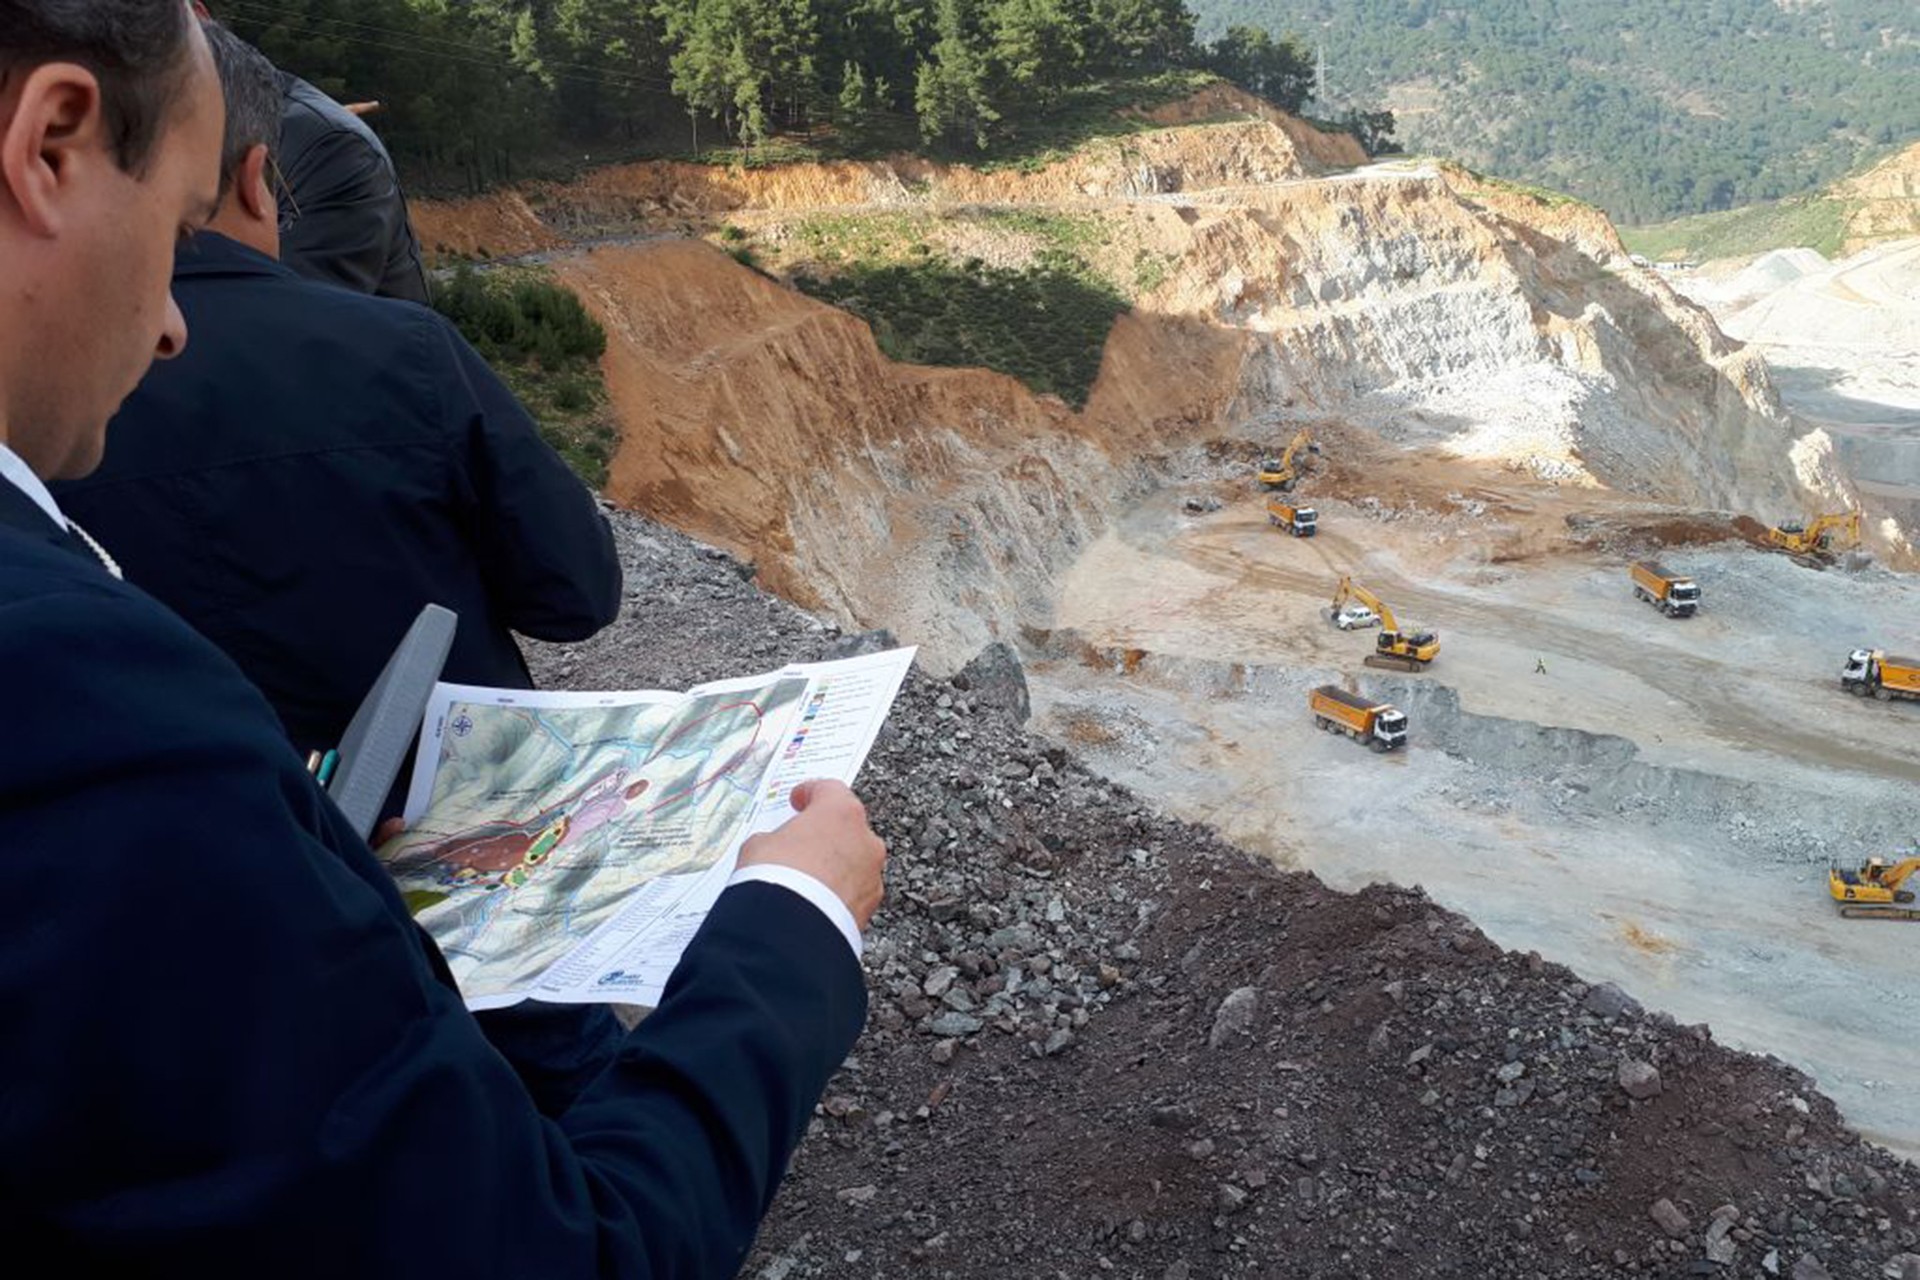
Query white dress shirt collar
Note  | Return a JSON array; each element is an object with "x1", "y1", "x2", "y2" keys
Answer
[{"x1": 0, "y1": 440, "x2": 66, "y2": 530}]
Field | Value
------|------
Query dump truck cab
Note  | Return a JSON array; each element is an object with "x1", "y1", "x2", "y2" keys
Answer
[
  {"x1": 1266, "y1": 498, "x2": 1318, "y2": 536},
  {"x1": 1842, "y1": 648, "x2": 1920, "y2": 700},
  {"x1": 1371, "y1": 706, "x2": 1409, "y2": 749}
]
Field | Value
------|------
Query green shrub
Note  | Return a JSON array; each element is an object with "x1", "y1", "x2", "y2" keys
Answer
[
  {"x1": 795, "y1": 259, "x2": 1127, "y2": 407},
  {"x1": 434, "y1": 265, "x2": 606, "y2": 369},
  {"x1": 432, "y1": 266, "x2": 615, "y2": 488}
]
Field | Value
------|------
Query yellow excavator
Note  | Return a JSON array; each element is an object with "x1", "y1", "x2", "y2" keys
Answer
[
  {"x1": 1828, "y1": 854, "x2": 1920, "y2": 920},
  {"x1": 1258, "y1": 428, "x2": 1320, "y2": 491},
  {"x1": 1330, "y1": 576, "x2": 1441, "y2": 670},
  {"x1": 1768, "y1": 510, "x2": 1861, "y2": 558}
]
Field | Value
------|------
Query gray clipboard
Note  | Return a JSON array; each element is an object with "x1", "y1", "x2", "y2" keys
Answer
[{"x1": 327, "y1": 604, "x2": 457, "y2": 840}]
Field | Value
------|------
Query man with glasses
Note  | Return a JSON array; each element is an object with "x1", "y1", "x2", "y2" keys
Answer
[{"x1": 188, "y1": 1, "x2": 429, "y2": 302}]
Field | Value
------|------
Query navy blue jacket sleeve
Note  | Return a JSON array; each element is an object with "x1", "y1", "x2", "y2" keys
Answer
[
  {"x1": 1, "y1": 584, "x2": 865, "y2": 1275},
  {"x1": 437, "y1": 317, "x2": 625, "y2": 642}
]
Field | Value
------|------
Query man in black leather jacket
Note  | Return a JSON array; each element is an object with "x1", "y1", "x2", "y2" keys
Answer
[{"x1": 277, "y1": 69, "x2": 430, "y2": 302}]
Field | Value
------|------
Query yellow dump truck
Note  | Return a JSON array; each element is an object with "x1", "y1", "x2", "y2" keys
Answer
[
  {"x1": 1266, "y1": 498, "x2": 1318, "y2": 537},
  {"x1": 1630, "y1": 561, "x2": 1700, "y2": 618},
  {"x1": 1310, "y1": 685, "x2": 1407, "y2": 752},
  {"x1": 1841, "y1": 650, "x2": 1920, "y2": 702}
]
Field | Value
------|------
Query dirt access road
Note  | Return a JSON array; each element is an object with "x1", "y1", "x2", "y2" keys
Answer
[{"x1": 1026, "y1": 473, "x2": 1920, "y2": 1155}]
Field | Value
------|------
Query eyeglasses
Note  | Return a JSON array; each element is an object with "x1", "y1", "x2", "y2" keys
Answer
[{"x1": 270, "y1": 153, "x2": 301, "y2": 233}]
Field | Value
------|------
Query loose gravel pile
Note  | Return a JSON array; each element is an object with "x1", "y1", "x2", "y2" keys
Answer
[{"x1": 529, "y1": 507, "x2": 1918, "y2": 1280}]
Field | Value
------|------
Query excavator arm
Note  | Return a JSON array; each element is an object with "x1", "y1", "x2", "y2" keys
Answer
[
  {"x1": 1259, "y1": 429, "x2": 1317, "y2": 489},
  {"x1": 1331, "y1": 575, "x2": 1398, "y2": 632},
  {"x1": 1805, "y1": 511, "x2": 1861, "y2": 551},
  {"x1": 1280, "y1": 428, "x2": 1312, "y2": 473},
  {"x1": 1872, "y1": 858, "x2": 1920, "y2": 890}
]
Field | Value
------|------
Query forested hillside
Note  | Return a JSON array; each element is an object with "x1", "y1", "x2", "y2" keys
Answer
[
  {"x1": 1185, "y1": 0, "x2": 1920, "y2": 223},
  {"x1": 223, "y1": 0, "x2": 1335, "y2": 190}
]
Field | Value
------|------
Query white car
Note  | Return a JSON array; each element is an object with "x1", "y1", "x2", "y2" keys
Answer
[{"x1": 1333, "y1": 604, "x2": 1380, "y2": 630}]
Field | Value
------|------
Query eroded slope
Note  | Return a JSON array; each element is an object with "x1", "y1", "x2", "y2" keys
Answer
[{"x1": 437, "y1": 108, "x2": 1860, "y2": 666}]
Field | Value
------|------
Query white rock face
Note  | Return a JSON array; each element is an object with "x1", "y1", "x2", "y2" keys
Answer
[
  {"x1": 565, "y1": 156, "x2": 1870, "y2": 670},
  {"x1": 1673, "y1": 237, "x2": 1918, "y2": 530},
  {"x1": 1161, "y1": 170, "x2": 1832, "y2": 513}
]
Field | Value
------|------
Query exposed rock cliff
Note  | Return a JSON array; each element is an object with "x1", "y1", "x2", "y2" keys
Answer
[
  {"x1": 414, "y1": 111, "x2": 1366, "y2": 257},
  {"x1": 419, "y1": 101, "x2": 1857, "y2": 666},
  {"x1": 1839, "y1": 139, "x2": 1920, "y2": 250},
  {"x1": 556, "y1": 240, "x2": 1244, "y2": 666}
]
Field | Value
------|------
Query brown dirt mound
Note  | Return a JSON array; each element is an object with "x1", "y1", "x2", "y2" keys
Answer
[
  {"x1": 1566, "y1": 512, "x2": 1774, "y2": 555},
  {"x1": 410, "y1": 189, "x2": 564, "y2": 260},
  {"x1": 549, "y1": 240, "x2": 1246, "y2": 612},
  {"x1": 1134, "y1": 83, "x2": 1368, "y2": 170}
]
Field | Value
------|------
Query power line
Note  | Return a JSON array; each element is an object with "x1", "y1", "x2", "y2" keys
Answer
[
  {"x1": 220, "y1": 0, "x2": 927, "y2": 126},
  {"x1": 219, "y1": 0, "x2": 683, "y2": 95}
]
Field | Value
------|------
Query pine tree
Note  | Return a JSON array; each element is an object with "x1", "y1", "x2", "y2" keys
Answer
[
  {"x1": 1086, "y1": 0, "x2": 1192, "y2": 72},
  {"x1": 914, "y1": 0, "x2": 1002, "y2": 151},
  {"x1": 988, "y1": 0, "x2": 1083, "y2": 107}
]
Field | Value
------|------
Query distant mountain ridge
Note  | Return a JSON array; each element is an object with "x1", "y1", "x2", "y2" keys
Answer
[
  {"x1": 1622, "y1": 138, "x2": 1920, "y2": 265},
  {"x1": 1185, "y1": 0, "x2": 1920, "y2": 224}
]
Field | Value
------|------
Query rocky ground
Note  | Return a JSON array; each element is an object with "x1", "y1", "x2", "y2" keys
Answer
[{"x1": 529, "y1": 507, "x2": 1919, "y2": 1280}]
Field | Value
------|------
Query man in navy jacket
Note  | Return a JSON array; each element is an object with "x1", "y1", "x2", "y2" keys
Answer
[
  {"x1": 0, "y1": 4, "x2": 884, "y2": 1272},
  {"x1": 56, "y1": 26, "x2": 620, "y2": 780},
  {"x1": 55, "y1": 22, "x2": 630, "y2": 1114}
]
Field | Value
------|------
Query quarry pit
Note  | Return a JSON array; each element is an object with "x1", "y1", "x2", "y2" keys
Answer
[
  {"x1": 1024, "y1": 463, "x2": 1920, "y2": 1156},
  {"x1": 415, "y1": 104, "x2": 1920, "y2": 1156}
]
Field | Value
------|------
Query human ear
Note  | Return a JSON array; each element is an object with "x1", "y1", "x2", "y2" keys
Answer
[
  {"x1": 237, "y1": 143, "x2": 274, "y2": 224},
  {"x1": 0, "y1": 63, "x2": 106, "y2": 238}
]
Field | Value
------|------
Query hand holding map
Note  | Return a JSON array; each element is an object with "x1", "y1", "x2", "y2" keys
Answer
[
  {"x1": 380, "y1": 647, "x2": 915, "y2": 1007},
  {"x1": 738, "y1": 779, "x2": 888, "y2": 927}
]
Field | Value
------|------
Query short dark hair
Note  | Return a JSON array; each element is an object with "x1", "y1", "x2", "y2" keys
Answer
[
  {"x1": 199, "y1": 19, "x2": 277, "y2": 195},
  {"x1": 0, "y1": 0, "x2": 197, "y2": 175}
]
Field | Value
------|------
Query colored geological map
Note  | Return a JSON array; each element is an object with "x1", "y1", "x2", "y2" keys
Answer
[{"x1": 380, "y1": 676, "x2": 808, "y2": 1000}]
